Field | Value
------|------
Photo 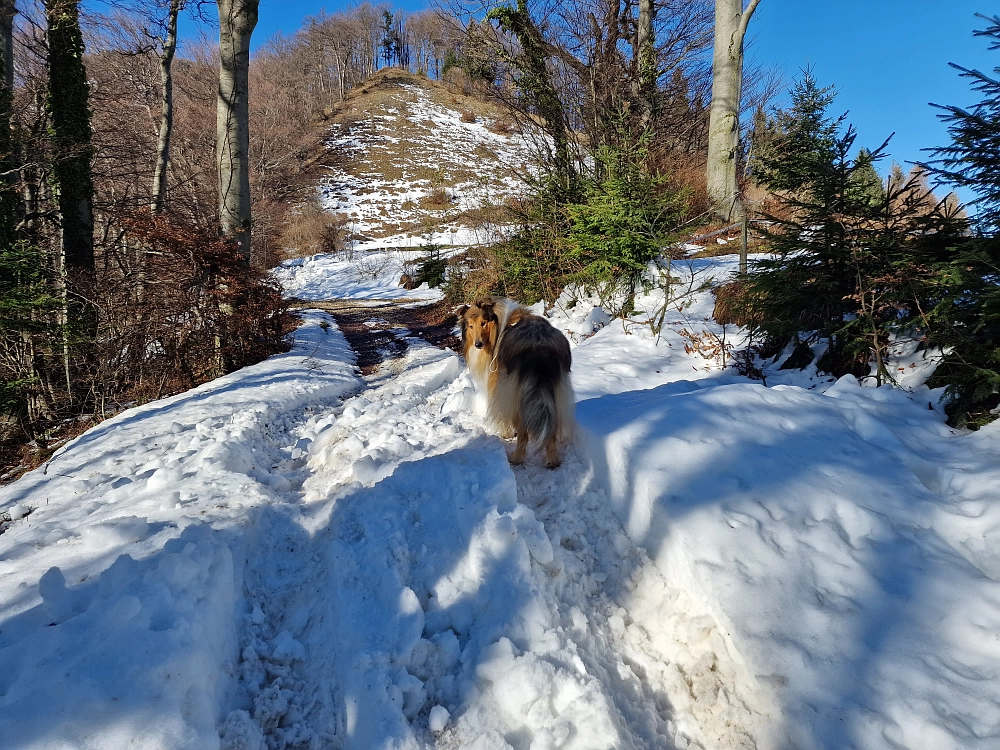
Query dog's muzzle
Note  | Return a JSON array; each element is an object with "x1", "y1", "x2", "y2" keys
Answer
[{"x1": 475, "y1": 341, "x2": 485, "y2": 349}]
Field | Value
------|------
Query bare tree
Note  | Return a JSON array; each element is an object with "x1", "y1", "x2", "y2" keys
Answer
[
  {"x1": 149, "y1": 0, "x2": 182, "y2": 214},
  {"x1": 46, "y1": 0, "x2": 95, "y2": 273},
  {"x1": 216, "y1": 0, "x2": 258, "y2": 262},
  {"x1": 706, "y1": 0, "x2": 761, "y2": 221},
  {"x1": 0, "y1": 0, "x2": 15, "y2": 248}
]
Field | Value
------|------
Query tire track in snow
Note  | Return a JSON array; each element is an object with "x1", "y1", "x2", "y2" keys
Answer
[{"x1": 224, "y1": 336, "x2": 768, "y2": 750}]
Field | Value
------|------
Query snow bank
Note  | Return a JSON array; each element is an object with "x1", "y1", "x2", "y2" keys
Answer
[
  {"x1": 273, "y1": 251, "x2": 442, "y2": 302},
  {"x1": 578, "y1": 375, "x2": 1000, "y2": 749},
  {"x1": 0, "y1": 311, "x2": 361, "y2": 750}
]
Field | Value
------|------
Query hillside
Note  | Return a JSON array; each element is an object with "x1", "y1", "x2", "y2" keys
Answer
[{"x1": 315, "y1": 70, "x2": 536, "y2": 251}]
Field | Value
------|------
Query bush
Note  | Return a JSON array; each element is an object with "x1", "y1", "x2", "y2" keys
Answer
[
  {"x1": 414, "y1": 241, "x2": 449, "y2": 288},
  {"x1": 279, "y1": 200, "x2": 349, "y2": 260}
]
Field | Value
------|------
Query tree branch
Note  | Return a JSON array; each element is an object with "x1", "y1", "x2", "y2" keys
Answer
[{"x1": 737, "y1": 0, "x2": 763, "y2": 45}]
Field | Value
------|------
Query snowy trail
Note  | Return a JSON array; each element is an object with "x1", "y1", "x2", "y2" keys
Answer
[
  {"x1": 222, "y1": 335, "x2": 766, "y2": 750},
  {"x1": 7, "y1": 263, "x2": 1000, "y2": 749}
]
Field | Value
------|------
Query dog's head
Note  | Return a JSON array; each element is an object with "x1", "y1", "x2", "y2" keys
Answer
[{"x1": 458, "y1": 298, "x2": 499, "y2": 354}]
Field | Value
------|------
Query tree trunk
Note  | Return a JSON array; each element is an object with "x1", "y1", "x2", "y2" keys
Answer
[
  {"x1": 706, "y1": 0, "x2": 761, "y2": 221},
  {"x1": 488, "y1": 0, "x2": 574, "y2": 194},
  {"x1": 0, "y1": 0, "x2": 16, "y2": 251},
  {"x1": 45, "y1": 0, "x2": 94, "y2": 273},
  {"x1": 151, "y1": 0, "x2": 181, "y2": 215},
  {"x1": 216, "y1": 0, "x2": 258, "y2": 265},
  {"x1": 633, "y1": 0, "x2": 655, "y2": 128}
]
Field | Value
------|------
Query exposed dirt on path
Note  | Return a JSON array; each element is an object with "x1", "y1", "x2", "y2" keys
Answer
[{"x1": 289, "y1": 298, "x2": 461, "y2": 375}]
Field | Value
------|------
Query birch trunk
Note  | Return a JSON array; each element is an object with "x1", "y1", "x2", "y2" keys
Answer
[
  {"x1": 216, "y1": 0, "x2": 258, "y2": 264},
  {"x1": 706, "y1": 0, "x2": 760, "y2": 221},
  {"x1": 151, "y1": 0, "x2": 180, "y2": 214}
]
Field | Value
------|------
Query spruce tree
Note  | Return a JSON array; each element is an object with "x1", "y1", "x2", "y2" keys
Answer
[
  {"x1": 921, "y1": 14, "x2": 1000, "y2": 425},
  {"x1": 746, "y1": 73, "x2": 963, "y2": 381},
  {"x1": 925, "y1": 14, "x2": 1000, "y2": 231},
  {"x1": 565, "y1": 130, "x2": 689, "y2": 312},
  {"x1": 754, "y1": 70, "x2": 841, "y2": 194},
  {"x1": 848, "y1": 149, "x2": 887, "y2": 209}
]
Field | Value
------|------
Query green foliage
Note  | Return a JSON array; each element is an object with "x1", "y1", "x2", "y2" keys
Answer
[
  {"x1": 848, "y1": 149, "x2": 887, "y2": 209},
  {"x1": 924, "y1": 14, "x2": 1000, "y2": 233},
  {"x1": 753, "y1": 70, "x2": 841, "y2": 194},
  {"x1": 471, "y1": 127, "x2": 689, "y2": 311},
  {"x1": 415, "y1": 240, "x2": 447, "y2": 288},
  {"x1": 919, "y1": 14, "x2": 1000, "y2": 426},
  {"x1": 565, "y1": 133, "x2": 688, "y2": 311},
  {"x1": 744, "y1": 72, "x2": 965, "y2": 382},
  {"x1": 925, "y1": 240, "x2": 1000, "y2": 427},
  {"x1": 0, "y1": 242, "x2": 62, "y2": 417}
]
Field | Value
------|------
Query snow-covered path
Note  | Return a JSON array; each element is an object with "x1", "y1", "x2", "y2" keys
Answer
[
  {"x1": 216, "y1": 333, "x2": 764, "y2": 750},
  {"x1": 4, "y1": 256, "x2": 1000, "y2": 750}
]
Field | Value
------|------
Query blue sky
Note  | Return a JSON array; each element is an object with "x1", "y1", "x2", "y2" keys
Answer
[
  {"x1": 178, "y1": 1, "x2": 995, "y2": 197},
  {"x1": 750, "y1": 0, "x2": 994, "y2": 198}
]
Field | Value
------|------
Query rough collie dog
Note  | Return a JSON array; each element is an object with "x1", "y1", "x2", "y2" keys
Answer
[{"x1": 458, "y1": 297, "x2": 574, "y2": 468}]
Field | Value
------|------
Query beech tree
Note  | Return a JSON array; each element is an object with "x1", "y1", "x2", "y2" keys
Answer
[
  {"x1": 152, "y1": 0, "x2": 183, "y2": 214},
  {"x1": 217, "y1": 0, "x2": 259, "y2": 263},
  {"x1": 706, "y1": 0, "x2": 761, "y2": 220}
]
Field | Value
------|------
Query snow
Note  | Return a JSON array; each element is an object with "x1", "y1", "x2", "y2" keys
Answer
[
  {"x1": 273, "y1": 250, "x2": 443, "y2": 302},
  {"x1": 3, "y1": 253, "x2": 1000, "y2": 750},
  {"x1": 316, "y1": 83, "x2": 535, "y2": 251}
]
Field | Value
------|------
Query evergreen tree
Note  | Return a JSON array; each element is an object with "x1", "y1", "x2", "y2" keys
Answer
[
  {"x1": 924, "y1": 14, "x2": 1000, "y2": 232},
  {"x1": 380, "y1": 10, "x2": 397, "y2": 68},
  {"x1": 745, "y1": 73, "x2": 964, "y2": 381},
  {"x1": 847, "y1": 148, "x2": 887, "y2": 209},
  {"x1": 754, "y1": 70, "x2": 841, "y2": 194},
  {"x1": 565, "y1": 130, "x2": 689, "y2": 313},
  {"x1": 921, "y1": 14, "x2": 1000, "y2": 426}
]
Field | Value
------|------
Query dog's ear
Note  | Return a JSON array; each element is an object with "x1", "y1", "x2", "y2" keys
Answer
[
  {"x1": 475, "y1": 298, "x2": 496, "y2": 321},
  {"x1": 456, "y1": 304, "x2": 469, "y2": 319}
]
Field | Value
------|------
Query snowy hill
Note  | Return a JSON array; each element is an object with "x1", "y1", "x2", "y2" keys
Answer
[
  {"x1": 3, "y1": 256, "x2": 1000, "y2": 749},
  {"x1": 316, "y1": 70, "x2": 536, "y2": 252}
]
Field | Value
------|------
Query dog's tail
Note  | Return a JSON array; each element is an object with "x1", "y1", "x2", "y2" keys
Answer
[
  {"x1": 518, "y1": 368, "x2": 559, "y2": 447},
  {"x1": 498, "y1": 316, "x2": 572, "y2": 447}
]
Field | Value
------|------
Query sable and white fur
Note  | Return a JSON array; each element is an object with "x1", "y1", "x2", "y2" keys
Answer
[{"x1": 459, "y1": 297, "x2": 574, "y2": 468}]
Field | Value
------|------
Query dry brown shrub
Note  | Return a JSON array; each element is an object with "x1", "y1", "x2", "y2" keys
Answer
[
  {"x1": 712, "y1": 280, "x2": 765, "y2": 328},
  {"x1": 421, "y1": 188, "x2": 452, "y2": 209},
  {"x1": 460, "y1": 109, "x2": 477, "y2": 123},
  {"x1": 487, "y1": 114, "x2": 517, "y2": 135},
  {"x1": 442, "y1": 246, "x2": 502, "y2": 303},
  {"x1": 105, "y1": 214, "x2": 294, "y2": 393},
  {"x1": 280, "y1": 202, "x2": 349, "y2": 260}
]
